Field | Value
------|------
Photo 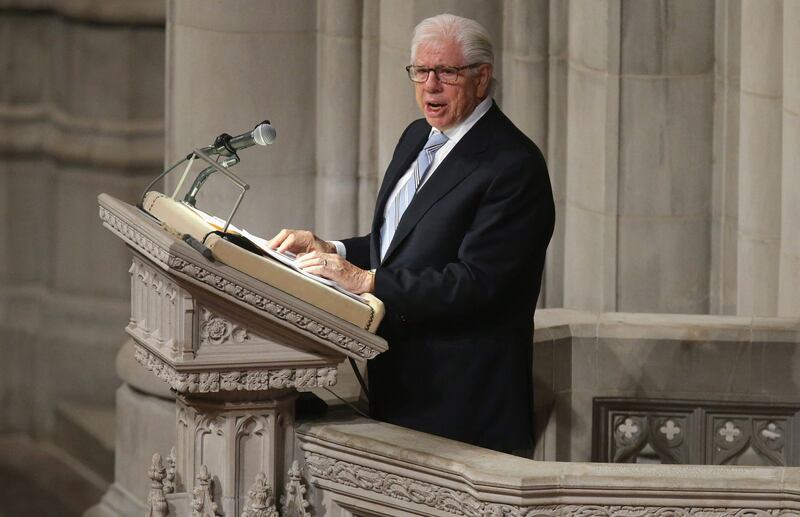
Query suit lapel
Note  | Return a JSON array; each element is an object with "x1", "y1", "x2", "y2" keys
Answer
[
  {"x1": 370, "y1": 125, "x2": 429, "y2": 262},
  {"x1": 380, "y1": 104, "x2": 497, "y2": 264}
]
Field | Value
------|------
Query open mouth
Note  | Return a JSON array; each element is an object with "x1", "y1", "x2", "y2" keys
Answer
[{"x1": 426, "y1": 102, "x2": 445, "y2": 112}]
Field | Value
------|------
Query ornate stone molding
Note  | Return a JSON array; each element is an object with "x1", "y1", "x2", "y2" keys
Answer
[
  {"x1": 304, "y1": 452, "x2": 796, "y2": 517},
  {"x1": 134, "y1": 344, "x2": 337, "y2": 393},
  {"x1": 281, "y1": 461, "x2": 311, "y2": 517},
  {"x1": 100, "y1": 206, "x2": 171, "y2": 266},
  {"x1": 146, "y1": 453, "x2": 168, "y2": 517},
  {"x1": 199, "y1": 306, "x2": 251, "y2": 346},
  {"x1": 163, "y1": 447, "x2": 177, "y2": 495},
  {"x1": 191, "y1": 465, "x2": 218, "y2": 517},
  {"x1": 241, "y1": 472, "x2": 279, "y2": 517},
  {"x1": 168, "y1": 256, "x2": 379, "y2": 359}
]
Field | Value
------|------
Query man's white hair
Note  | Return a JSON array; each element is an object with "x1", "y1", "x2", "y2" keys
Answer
[{"x1": 410, "y1": 13, "x2": 494, "y2": 66}]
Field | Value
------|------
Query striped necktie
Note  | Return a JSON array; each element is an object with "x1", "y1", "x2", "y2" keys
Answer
[{"x1": 380, "y1": 130, "x2": 449, "y2": 260}]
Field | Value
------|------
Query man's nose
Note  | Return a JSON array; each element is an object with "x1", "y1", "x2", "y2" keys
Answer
[{"x1": 423, "y1": 70, "x2": 443, "y2": 90}]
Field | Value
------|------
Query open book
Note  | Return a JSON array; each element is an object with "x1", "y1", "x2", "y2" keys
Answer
[
  {"x1": 142, "y1": 191, "x2": 384, "y2": 333},
  {"x1": 188, "y1": 208, "x2": 366, "y2": 304}
]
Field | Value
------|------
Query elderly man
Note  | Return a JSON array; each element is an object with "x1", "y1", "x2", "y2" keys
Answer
[{"x1": 270, "y1": 13, "x2": 554, "y2": 454}]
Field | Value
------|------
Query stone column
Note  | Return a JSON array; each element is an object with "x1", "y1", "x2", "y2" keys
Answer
[
  {"x1": 711, "y1": 0, "x2": 741, "y2": 315},
  {"x1": 562, "y1": 0, "x2": 621, "y2": 311},
  {"x1": 174, "y1": 391, "x2": 296, "y2": 517},
  {"x1": 315, "y1": 0, "x2": 363, "y2": 240},
  {"x1": 778, "y1": 1, "x2": 800, "y2": 316},
  {"x1": 737, "y1": 0, "x2": 783, "y2": 316},
  {"x1": 357, "y1": 0, "x2": 381, "y2": 233},
  {"x1": 164, "y1": 0, "x2": 318, "y2": 238},
  {"x1": 544, "y1": 0, "x2": 569, "y2": 308},
  {"x1": 501, "y1": 0, "x2": 557, "y2": 306},
  {"x1": 615, "y1": 0, "x2": 714, "y2": 313}
]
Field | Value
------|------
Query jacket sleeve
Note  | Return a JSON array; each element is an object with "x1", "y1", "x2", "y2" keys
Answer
[
  {"x1": 340, "y1": 234, "x2": 372, "y2": 270},
  {"x1": 373, "y1": 153, "x2": 555, "y2": 324}
]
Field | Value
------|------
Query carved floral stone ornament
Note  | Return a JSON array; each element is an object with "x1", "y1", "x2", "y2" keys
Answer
[
  {"x1": 146, "y1": 453, "x2": 168, "y2": 517},
  {"x1": 281, "y1": 461, "x2": 311, "y2": 517},
  {"x1": 133, "y1": 344, "x2": 337, "y2": 393},
  {"x1": 241, "y1": 472, "x2": 279, "y2": 517},
  {"x1": 191, "y1": 465, "x2": 218, "y2": 517},
  {"x1": 199, "y1": 307, "x2": 250, "y2": 346}
]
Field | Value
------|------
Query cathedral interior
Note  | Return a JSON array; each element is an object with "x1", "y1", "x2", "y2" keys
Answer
[{"x1": 0, "y1": 1, "x2": 798, "y2": 515}]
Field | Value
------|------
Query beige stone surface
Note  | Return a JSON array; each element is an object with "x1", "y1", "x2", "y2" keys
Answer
[{"x1": 298, "y1": 415, "x2": 800, "y2": 514}]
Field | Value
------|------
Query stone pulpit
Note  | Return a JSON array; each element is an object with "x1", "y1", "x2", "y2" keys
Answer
[{"x1": 98, "y1": 193, "x2": 387, "y2": 516}]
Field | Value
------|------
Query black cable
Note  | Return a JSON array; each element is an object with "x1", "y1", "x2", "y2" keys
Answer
[
  {"x1": 137, "y1": 154, "x2": 191, "y2": 209},
  {"x1": 349, "y1": 357, "x2": 370, "y2": 401}
]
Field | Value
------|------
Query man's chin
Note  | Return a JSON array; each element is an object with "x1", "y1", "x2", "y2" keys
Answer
[{"x1": 424, "y1": 114, "x2": 453, "y2": 131}]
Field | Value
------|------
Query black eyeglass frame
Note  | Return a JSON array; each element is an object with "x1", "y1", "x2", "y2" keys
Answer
[{"x1": 405, "y1": 63, "x2": 486, "y2": 84}]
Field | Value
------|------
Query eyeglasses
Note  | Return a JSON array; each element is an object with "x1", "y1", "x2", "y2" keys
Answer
[{"x1": 405, "y1": 63, "x2": 484, "y2": 85}]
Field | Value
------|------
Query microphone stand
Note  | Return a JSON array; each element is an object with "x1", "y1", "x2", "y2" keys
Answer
[{"x1": 137, "y1": 144, "x2": 250, "y2": 236}]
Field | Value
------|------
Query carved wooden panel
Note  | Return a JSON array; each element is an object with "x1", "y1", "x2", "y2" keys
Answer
[{"x1": 594, "y1": 398, "x2": 800, "y2": 466}]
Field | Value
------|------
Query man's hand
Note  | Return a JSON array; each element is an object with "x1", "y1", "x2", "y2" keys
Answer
[
  {"x1": 294, "y1": 251, "x2": 375, "y2": 294},
  {"x1": 268, "y1": 229, "x2": 336, "y2": 255}
]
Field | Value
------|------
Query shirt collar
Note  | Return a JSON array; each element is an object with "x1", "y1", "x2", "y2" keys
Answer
[{"x1": 431, "y1": 96, "x2": 493, "y2": 143}]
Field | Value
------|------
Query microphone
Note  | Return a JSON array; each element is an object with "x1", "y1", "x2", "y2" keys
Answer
[
  {"x1": 211, "y1": 120, "x2": 277, "y2": 157},
  {"x1": 182, "y1": 120, "x2": 277, "y2": 207}
]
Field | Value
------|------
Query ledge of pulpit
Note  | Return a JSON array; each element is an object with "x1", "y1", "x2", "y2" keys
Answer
[{"x1": 296, "y1": 415, "x2": 800, "y2": 516}]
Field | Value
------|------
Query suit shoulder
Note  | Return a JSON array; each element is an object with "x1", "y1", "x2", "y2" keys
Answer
[
  {"x1": 491, "y1": 107, "x2": 543, "y2": 157},
  {"x1": 400, "y1": 117, "x2": 431, "y2": 141}
]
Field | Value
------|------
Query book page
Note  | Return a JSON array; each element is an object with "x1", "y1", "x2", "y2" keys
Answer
[{"x1": 186, "y1": 205, "x2": 367, "y2": 304}]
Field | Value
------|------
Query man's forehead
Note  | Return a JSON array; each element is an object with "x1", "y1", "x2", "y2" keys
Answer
[{"x1": 414, "y1": 38, "x2": 463, "y2": 64}]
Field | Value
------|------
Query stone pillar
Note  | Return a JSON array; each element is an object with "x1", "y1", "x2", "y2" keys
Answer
[
  {"x1": 616, "y1": 0, "x2": 714, "y2": 313},
  {"x1": 562, "y1": 0, "x2": 714, "y2": 314},
  {"x1": 357, "y1": 0, "x2": 381, "y2": 233},
  {"x1": 711, "y1": 0, "x2": 741, "y2": 315},
  {"x1": 315, "y1": 0, "x2": 363, "y2": 239},
  {"x1": 544, "y1": 0, "x2": 569, "y2": 308},
  {"x1": 164, "y1": 0, "x2": 318, "y2": 238},
  {"x1": 778, "y1": 1, "x2": 800, "y2": 316},
  {"x1": 562, "y1": 0, "x2": 621, "y2": 311},
  {"x1": 174, "y1": 391, "x2": 296, "y2": 516},
  {"x1": 737, "y1": 0, "x2": 783, "y2": 316},
  {"x1": 501, "y1": 0, "x2": 558, "y2": 306}
]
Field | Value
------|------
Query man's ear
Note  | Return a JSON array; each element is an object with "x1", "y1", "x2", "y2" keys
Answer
[{"x1": 476, "y1": 64, "x2": 493, "y2": 98}]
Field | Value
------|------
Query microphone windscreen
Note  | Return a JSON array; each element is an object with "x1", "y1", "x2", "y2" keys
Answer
[{"x1": 253, "y1": 123, "x2": 277, "y2": 145}]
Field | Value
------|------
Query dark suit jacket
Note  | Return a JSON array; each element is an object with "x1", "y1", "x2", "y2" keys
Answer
[{"x1": 341, "y1": 101, "x2": 554, "y2": 452}]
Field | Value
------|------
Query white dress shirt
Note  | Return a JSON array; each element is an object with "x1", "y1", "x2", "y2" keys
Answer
[{"x1": 334, "y1": 96, "x2": 493, "y2": 259}]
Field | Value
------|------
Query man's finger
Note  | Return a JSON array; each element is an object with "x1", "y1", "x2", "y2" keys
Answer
[
  {"x1": 277, "y1": 233, "x2": 296, "y2": 253},
  {"x1": 268, "y1": 229, "x2": 288, "y2": 249}
]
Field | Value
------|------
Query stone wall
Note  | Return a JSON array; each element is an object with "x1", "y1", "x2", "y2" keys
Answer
[{"x1": 0, "y1": 0, "x2": 165, "y2": 438}]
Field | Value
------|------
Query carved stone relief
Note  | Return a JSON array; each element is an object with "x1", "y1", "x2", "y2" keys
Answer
[
  {"x1": 134, "y1": 343, "x2": 337, "y2": 393},
  {"x1": 241, "y1": 472, "x2": 279, "y2": 517},
  {"x1": 199, "y1": 306, "x2": 250, "y2": 346},
  {"x1": 191, "y1": 465, "x2": 218, "y2": 517},
  {"x1": 281, "y1": 461, "x2": 311, "y2": 517},
  {"x1": 595, "y1": 399, "x2": 799, "y2": 466},
  {"x1": 305, "y1": 452, "x2": 798, "y2": 517},
  {"x1": 146, "y1": 453, "x2": 168, "y2": 517},
  {"x1": 128, "y1": 255, "x2": 193, "y2": 359}
]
